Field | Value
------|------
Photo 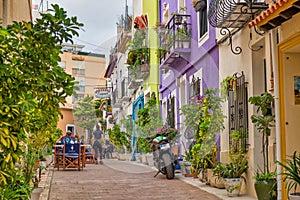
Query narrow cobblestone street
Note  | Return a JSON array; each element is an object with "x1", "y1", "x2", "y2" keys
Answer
[{"x1": 48, "y1": 159, "x2": 222, "y2": 200}]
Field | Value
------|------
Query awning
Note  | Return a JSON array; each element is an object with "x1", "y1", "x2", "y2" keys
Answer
[
  {"x1": 104, "y1": 55, "x2": 117, "y2": 78},
  {"x1": 249, "y1": 0, "x2": 300, "y2": 31},
  {"x1": 133, "y1": 14, "x2": 148, "y2": 30}
]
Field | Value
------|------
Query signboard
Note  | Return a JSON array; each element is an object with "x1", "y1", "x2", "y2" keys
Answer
[{"x1": 94, "y1": 87, "x2": 111, "y2": 99}]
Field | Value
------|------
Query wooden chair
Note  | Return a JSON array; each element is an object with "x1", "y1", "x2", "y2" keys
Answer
[
  {"x1": 84, "y1": 145, "x2": 95, "y2": 164},
  {"x1": 62, "y1": 143, "x2": 82, "y2": 171},
  {"x1": 53, "y1": 144, "x2": 64, "y2": 171},
  {"x1": 80, "y1": 145, "x2": 86, "y2": 167}
]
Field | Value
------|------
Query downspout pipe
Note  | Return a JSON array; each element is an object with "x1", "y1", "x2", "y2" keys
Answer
[{"x1": 270, "y1": 28, "x2": 282, "y2": 200}]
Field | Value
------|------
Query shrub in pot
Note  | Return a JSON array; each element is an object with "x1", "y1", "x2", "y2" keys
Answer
[
  {"x1": 249, "y1": 92, "x2": 276, "y2": 200},
  {"x1": 254, "y1": 170, "x2": 277, "y2": 200},
  {"x1": 277, "y1": 151, "x2": 300, "y2": 199},
  {"x1": 214, "y1": 153, "x2": 248, "y2": 196}
]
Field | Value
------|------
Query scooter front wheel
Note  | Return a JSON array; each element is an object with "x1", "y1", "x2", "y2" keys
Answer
[{"x1": 162, "y1": 153, "x2": 175, "y2": 179}]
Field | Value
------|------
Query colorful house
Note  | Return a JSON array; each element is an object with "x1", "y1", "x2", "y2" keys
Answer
[
  {"x1": 158, "y1": 0, "x2": 219, "y2": 155},
  {"x1": 249, "y1": 0, "x2": 300, "y2": 198}
]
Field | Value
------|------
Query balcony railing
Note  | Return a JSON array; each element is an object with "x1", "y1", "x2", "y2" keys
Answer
[
  {"x1": 159, "y1": 14, "x2": 191, "y2": 54},
  {"x1": 128, "y1": 77, "x2": 143, "y2": 90},
  {"x1": 208, "y1": 0, "x2": 268, "y2": 55}
]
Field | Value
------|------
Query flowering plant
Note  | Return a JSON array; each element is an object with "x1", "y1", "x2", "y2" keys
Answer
[{"x1": 154, "y1": 126, "x2": 179, "y2": 142}]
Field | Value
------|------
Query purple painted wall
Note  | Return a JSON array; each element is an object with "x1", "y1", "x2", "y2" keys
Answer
[
  {"x1": 158, "y1": 0, "x2": 219, "y2": 136},
  {"x1": 159, "y1": 0, "x2": 219, "y2": 97}
]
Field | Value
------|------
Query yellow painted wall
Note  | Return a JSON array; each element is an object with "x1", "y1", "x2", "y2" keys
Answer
[
  {"x1": 278, "y1": 30, "x2": 300, "y2": 199},
  {"x1": 143, "y1": 0, "x2": 159, "y2": 99},
  {"x1": 57, "y1": 108, "x2": 74, "y2": 137}
]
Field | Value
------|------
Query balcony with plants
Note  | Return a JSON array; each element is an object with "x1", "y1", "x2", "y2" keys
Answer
[
  {"x1": 126, "y1": 29, "x2": 150, "y2": 90},
  {"x1": 158, "y1": 14, "x2": 191, "y2": 67}
]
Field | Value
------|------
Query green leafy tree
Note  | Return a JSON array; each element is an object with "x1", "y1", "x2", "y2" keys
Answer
[
  {"x1": 136, "y1": 97, "x2": 163, "y2": 135},
  {"x1": 0, "y1": 4, "x2": 83, "y2": 197},
  {"x1": 120, "y1": 115, "x2": 133, "y2": 135},
  {"x1": 135, "y1": 97, "x2": 163, "y2": 153},
  {"x1": 186, "y1": 89, "x2": 225, "y2": 173},
  {"x1": 107, "y1": 125, "x2": 131, "y2": 152},
  {"x1": 73, "y1": 95, "x2": 99, "y2": 144}
]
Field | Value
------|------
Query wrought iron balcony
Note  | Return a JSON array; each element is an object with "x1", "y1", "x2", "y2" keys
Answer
[
  {"x1": 128, "y1": 69, "x2": 143, "y2": 90},
  {"x1": 160, "y1": 14, "x2": 192, "y2": 51},
  {"x1": 208, "y1": 0, "x2": 268, "y2": 55},
  {"x1": 158, "y1": 14, "x2": 192, "y2": 67},
  {"x1": 128, "y1": 63, "x2": 150, "y2": 81},
  {"x1": 208, "y1": 0, "x2": 268, "y2": 29}
]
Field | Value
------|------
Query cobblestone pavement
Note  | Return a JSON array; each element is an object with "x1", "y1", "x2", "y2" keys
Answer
[{"x1": 48, "y1": 159, "x2": 222, "y2": 200}]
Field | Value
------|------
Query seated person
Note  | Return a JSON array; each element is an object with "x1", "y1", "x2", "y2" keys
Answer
[{"x1": 59, "y1": 131, "x2": 76, "y2": 144}]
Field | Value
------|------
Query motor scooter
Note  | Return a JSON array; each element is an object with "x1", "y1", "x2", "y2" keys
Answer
[{"x1": 147, "y1": 132, "x2": 178, "y2": 179}]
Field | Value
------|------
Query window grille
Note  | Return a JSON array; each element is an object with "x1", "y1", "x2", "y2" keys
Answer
[
  {"x1": 167, "y1": 96, "x2": 175, "y2": 128},
  {"x1": 189, "y1": 75, "x2": 201, "y2": 99},
  {"x1": 228, "y1": 73, "x2": 248, "y2": 153},
  {"x1": 198, "y1": 0, "x2": 208, "y2": 38}
]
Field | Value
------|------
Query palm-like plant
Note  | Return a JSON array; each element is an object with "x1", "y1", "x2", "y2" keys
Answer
[{"x1": 277, "y1": 151, "x2": 300, "y2": 196}]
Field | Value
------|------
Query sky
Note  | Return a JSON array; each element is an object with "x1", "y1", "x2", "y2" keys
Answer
[{"x1": 33, "y1": 0, "x2": 132, "y2": 59}]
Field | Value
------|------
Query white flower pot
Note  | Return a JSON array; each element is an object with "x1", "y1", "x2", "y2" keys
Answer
[
  {"x1": 30, "y1": 188, "x2": 43, "y2": 200},
  {"x1": 224, "y1": 178, "x2": 242, "y2": 196},
  {"x1": 289, "y1": 193, "x2": 300, "y2": 200}
]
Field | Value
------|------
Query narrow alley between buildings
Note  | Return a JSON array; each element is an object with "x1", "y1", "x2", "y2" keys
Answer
[
  {"x1": 47, "y1": 159, "x2": 222, "y2": 200},
  {"x1": 39, "y1": 158, "x2": 259, "y2": 200}
]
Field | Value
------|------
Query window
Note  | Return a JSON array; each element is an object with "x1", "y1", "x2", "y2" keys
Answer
[
  {"x1": 167, "y1": 95, "x2": 175, "y2": 128},
  {"x1": 72, "y1": 68, "x2": 85, "y2": 75},
  {"x1": 198, "y1": 0, "x2": 208, "y2": 38},
  {"x1": 228, "y1": 73, "x2": 248, "y2": 153},
  {"x1": 74, "y1": 78, "x2": 85, "y2": 92},
  {"x1": 66, "y1": 124, "x2": 75, "y2": 136},
  {"x1": 189, "y1": 75, "x2": 201, "y2": 99}
]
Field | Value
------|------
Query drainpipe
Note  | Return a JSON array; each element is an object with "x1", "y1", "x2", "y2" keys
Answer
[{"x1": 270, "y1": 28, "x2": 282, "y2": 200}]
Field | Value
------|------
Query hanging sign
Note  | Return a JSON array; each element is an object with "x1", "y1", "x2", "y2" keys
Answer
[{"x1": 94, "y1": 87, "x2": 111, "y2": 99}]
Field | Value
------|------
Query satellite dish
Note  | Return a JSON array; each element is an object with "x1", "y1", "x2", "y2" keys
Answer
[{"x1": 184, "y1": 127, "x2": 194, "y2": 139}]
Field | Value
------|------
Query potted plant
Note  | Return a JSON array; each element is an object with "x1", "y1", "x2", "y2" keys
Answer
[
  {"x1": 214, "y1": 153, "x2": 248, "y2": 196},
  {"x1": 254, "y1": 169, "x2": 277, "y2": 200},
  {"x1": 181, "y1": 150, "x2": 193, "y2": 175},
  {"x1": 181, "y1": 89, "x2": 225, "y2": 182},
  {"x1": 176, "y1": 21, "x2": 191, "y2": 48},
  {"x1": 211, "y1": 162, "x2": 226, "y2": 188},
  {"x1": 220, "y1": 75, "x2": 237, "y2": 100},
  {"x1": 181, "y1": 89, "x2": 225, "y2": 181},
  {"x1": 249, "y1": 92, "x2": 276, "y2": 200},
  {"x1": 277, "y1": 151, "x2": 300, "y2": 200}
]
